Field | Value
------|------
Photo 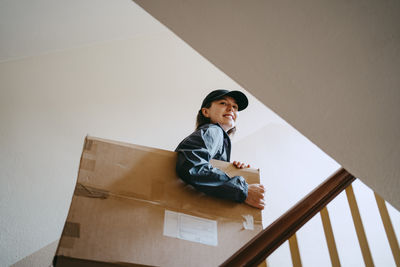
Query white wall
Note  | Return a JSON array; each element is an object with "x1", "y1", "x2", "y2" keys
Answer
[{"x1": 0, "y1": 30, "x2": 272, "y2": 266}]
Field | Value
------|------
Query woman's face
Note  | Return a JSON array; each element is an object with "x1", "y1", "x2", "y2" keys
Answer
[{"x1": 201, "y1": 96, "x2": 239, "y2": 132}]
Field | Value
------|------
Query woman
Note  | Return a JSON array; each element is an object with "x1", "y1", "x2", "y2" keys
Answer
[{"x1": 175, "y1": 89, "x2": 265, "y2": 209}]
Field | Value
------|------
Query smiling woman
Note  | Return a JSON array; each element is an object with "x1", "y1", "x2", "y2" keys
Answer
[{"x1": 175, "y1": 89, "x2": 265, "y2": 209}]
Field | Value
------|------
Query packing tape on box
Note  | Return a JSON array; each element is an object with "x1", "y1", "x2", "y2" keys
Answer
[
  {"x1": 84, "y1": 138, "x2": 97, "y2": 154},
  {"x1": 75, "y1": 183, "x2": 109, "y2": 199},
  {"x1": 59, "y1": 222, "x2": 80, "y2": 248},
  {"x1": 242, "y1": 214, "x2": 254, "y2": 230},
  {"x1": 84, "y1": 139, "x2": 93, "y2": 150},
  {"x1": 63, "y1": 222, "x2": 80, "y2": 237},
  {"x1": 74, "y1": 182, "x2": 165, "y2": 206},
  {"x1": 74, "y1": 182, "x2": 260, "y2": 227},
  {"x1": 59, "y1": 237, "x2": 75, "y2": 249}
]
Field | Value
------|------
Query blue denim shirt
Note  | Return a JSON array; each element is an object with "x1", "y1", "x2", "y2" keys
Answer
[{"x1": 175, "y1": 123, "x2": 248, "y2": 202}]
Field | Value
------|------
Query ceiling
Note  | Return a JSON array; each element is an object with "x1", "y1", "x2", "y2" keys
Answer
[{"x1": 0, "y1": 0, "x2": 163, "y2": 62}]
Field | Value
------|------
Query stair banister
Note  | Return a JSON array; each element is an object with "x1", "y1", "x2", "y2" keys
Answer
[{"x1": 220, "y1": 168, "x2": 356, "y2": 267}]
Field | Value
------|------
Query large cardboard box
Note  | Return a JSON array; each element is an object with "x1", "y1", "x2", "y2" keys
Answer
[{"x1": 54, "y1": 136, "x2": 263, "y2": 267}]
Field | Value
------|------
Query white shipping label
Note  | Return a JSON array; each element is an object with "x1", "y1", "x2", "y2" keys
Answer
[{"x1": 163, "y1": 210, "x2": 218, "y2": 246}]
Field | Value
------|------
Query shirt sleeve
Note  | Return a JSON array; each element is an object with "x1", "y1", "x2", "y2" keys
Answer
[{"x1": 175, "y1": 126, "x2": 248, "y2": 203}]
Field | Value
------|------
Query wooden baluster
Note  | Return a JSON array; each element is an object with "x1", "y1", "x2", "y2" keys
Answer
[
  {"x1": 345, "y1": 185, "x2": 374, "y2": 267},
  {"x1": 375, "y1": 192, "x2": 400, "y2": 267}
]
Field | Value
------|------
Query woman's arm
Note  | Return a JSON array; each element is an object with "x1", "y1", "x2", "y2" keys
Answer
[{"x1": 176, "y1": 126, "x2": 248, "y2": 203}]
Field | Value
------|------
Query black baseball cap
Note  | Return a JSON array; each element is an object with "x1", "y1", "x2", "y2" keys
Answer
[{"x1": 201, "y1": 89, "x2": 248, "y2": 111}]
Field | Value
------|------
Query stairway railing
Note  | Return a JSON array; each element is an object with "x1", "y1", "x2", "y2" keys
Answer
[{"x1": 220, "y1": 168, "x2": 355, "y2": 267}]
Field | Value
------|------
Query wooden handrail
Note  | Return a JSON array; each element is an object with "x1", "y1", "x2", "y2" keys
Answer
[{"x1": 220, "y1": 168, "x2": 356, "y2": 267}]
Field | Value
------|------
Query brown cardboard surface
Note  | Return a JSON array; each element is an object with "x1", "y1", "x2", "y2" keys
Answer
[{"x1": 56, "y1": 136, "x2": 262, "y2": 267}]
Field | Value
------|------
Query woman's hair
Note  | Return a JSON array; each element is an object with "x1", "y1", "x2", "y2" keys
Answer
[{"x1": 196, "y1": 98, "x2": 237, "y2": 136}]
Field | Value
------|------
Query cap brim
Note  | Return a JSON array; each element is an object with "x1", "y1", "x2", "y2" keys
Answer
[{"x1": 226, "y1": 91, "x2": 248, "y2": 111}]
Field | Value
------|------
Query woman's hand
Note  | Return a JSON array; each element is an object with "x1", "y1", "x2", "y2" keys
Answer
[
  {"x1": 245, "y1": 184, "x2": 265, "y2": 209},
  {"x1": 233, "y1": 161, "x2": 250, "y2": 169},
  {"x1": 232, "y1": 161, "x2": 264, "y2": 209}
]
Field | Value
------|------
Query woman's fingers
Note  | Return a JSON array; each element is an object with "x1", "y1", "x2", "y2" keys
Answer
[
  {"x1": 245, "y1": 198, "x2": 265, "y2": 209},
  {"x1": 258, "y1": 184, "x2": 265, "y2": 193},
  {"x1": 233, "y1": 161, "x2": 250, "y2": 169},
  {"x1": 245, "y1": 184, "x2": 266, "y2": 209}
]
